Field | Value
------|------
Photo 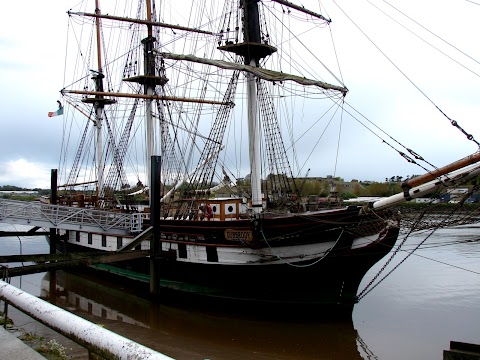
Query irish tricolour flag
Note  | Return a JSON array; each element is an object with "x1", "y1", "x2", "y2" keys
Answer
[{"x1": 48, "y1": 101, "x2": 64, "y2": 117}]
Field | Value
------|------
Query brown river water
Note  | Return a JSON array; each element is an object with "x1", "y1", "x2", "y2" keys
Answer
[{"x1": 1, "y1": 223, "x2": 480, "y2": 359}]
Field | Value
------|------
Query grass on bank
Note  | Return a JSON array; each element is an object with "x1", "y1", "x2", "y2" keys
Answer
[{"x1": 1, "y1": 311, "x2": 68, "y2": 360}]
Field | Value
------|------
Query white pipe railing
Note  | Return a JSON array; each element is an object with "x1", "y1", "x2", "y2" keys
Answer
[{"x1": 0, "y1": 280, "x2": 173, "y2": 360}]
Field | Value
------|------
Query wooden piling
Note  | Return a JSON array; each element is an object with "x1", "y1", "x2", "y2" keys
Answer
[
  {"x1": 49, "y1": 169, "x2": 58, "y2": 299},
  {"x1": 150, "y1": 156, "x2": 161, "y2": 295},
  {"x1": 49, "y1": 169, "x2": 58, "y2": 255}
]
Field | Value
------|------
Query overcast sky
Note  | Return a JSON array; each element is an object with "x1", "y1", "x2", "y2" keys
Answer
[{"x1": 0, "y1": 0, "x2": 479, "y2": 189}]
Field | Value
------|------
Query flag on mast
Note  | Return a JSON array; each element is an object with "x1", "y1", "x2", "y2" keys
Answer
[{"x1": 48, "y1": 101, "x2": 64, "y2": 117}]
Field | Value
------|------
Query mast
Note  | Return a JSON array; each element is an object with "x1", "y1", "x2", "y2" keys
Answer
[
  {"x1": 145, "y1": 0, "x2": 155, "y2": 198},
  {"x1": 215, "y1": 1, "x2": 343, "y2": 214},
  {"x1": 216, "y1": 0, "x2": 277, "y2": 214},
  {"x1": 81, "y1": 0, "x2": 116, "y2": 205},
  {"x1": 247, "y1": 68, "x2": 262, "y2": 213},
  {"x1": 243, "y1": 0, "x2": 260, "y2": 213},
  {"x1": 94, "y1": 1, "x2": 104, "y2": 202},
  {"x1": 122, "y1": 0, "x2": 168, "y2": 207}
]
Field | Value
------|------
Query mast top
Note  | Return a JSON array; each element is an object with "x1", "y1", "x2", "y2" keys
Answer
[
  {"x1": 217, "y1": 42, "x2": 277, "y2": 60},
  {"x1": 217, "y1": 0, "x2": 277, "y2": 64}
]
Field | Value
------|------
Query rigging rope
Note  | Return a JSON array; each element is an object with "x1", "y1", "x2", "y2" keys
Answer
[
  {"x1": 332, "y1": 0, "x2": 480, "y2": 148},
  {"x1": 260, "y1": 228, "x2": 345, "y2": 267},
  {"x1": 382, "y1": 0, "x2": 480, "y2": 71},
  {"x1": 407, "y1": 249, "x2": 480, "y2": 276}
]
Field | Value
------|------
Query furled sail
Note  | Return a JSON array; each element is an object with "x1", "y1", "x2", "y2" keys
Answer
[{"x1": 155, "y1": 52, "x2": 349, "y2": 96}]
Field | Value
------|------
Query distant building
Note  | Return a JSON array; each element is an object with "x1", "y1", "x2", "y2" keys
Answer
[
  {"x1": 344, "y1": 196, "x2": 385, "y2": 203},
  {"x1": 450, "y1": 188, "x2": 469, "y2": 195},
  {"x1": 414, "y1": 198, "x2": 434, "y2": 203},
  {"x1": 0, "y1": 190, "x2": 39, "y2": 196}
]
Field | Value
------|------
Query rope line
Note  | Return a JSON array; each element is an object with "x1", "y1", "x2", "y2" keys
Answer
[
  {"x1": 332, "y1": 0, "x2": 480, "y2": 148},
  {"x1": 260, "y1": 228, "x2": 344, "y2": 268}
]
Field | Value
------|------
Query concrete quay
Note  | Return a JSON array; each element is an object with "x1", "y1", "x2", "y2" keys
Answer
[{"x1": 0, "y1": 326, "x2": 46, "y2": 360}]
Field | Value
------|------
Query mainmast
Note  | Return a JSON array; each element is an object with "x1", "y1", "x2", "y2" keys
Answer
[
  {"x1": 244, "y1": 0, "x2": 262, "y2": 214},
  {"x1": 218, "y1": 0, "x2": 277, "y2": 214}
]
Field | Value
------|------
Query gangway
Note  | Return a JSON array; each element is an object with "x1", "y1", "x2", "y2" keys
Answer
[{"x1": 0, "y1": 199, "x2": 143, "y2": 236}]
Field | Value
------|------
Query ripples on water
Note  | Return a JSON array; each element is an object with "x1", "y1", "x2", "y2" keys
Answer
[
  {"x1": 354, "y1": 224, "x2": 480, "y2": 360},
  {"x1": 1, "y1": 223, "x2": 479, "y2": 359}
]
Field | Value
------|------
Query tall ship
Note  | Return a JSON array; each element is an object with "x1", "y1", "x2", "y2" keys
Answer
[{"x1": 51, "y1": 0, "x2": 480, "y2": 315}]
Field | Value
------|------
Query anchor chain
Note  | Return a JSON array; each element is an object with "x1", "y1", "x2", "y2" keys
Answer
[
  {"x1": 356, "y1": 208, "x2": 429, "y2": 300},
  {"x1": 357, "y1": 193, "x2": 477, "y2": 300}
]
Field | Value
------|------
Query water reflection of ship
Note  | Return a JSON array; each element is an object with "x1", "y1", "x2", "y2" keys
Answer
[
  {"x1": 40, "y1": 271, "x2": 149, "y2": 329},
  {"x1": 40, "y1": 270, "x2": 366, "y2": 359}
]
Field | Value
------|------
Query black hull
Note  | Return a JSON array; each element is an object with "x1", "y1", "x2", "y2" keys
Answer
[{"x1": 60, "y1": 218, "x2": 399, "y2": 318}]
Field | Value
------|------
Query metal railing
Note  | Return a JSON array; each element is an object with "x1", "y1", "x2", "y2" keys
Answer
[
  {"x1": 0, "y1": 279, "x2": 173, "y2": 360},
  {"x1": 0, "y1": 199, "x2": 143, "y2": 235}
]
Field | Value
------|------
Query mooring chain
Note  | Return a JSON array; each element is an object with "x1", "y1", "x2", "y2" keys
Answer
[
  {"x1": 356, "y1": 208, "x2": 428, "y2": 300},
  {"x1": 356, "y1": 334, "x2": 380, "y2": 360},
  {"x1": 356, "y1": 238, "x2": 404, "y2": 300},
  {"x1": 358, "y1": 194, "x2": 479, "y2": 300},
  {"x1": 357, "y1": 231, "x2": 433, "y2": 300}
]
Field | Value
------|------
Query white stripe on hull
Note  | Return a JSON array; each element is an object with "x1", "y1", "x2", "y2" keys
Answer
[
  {"x1": 64, "y1": 230, "x2": 341, "y2": 265},
  {"x1": 64, "y1": 227, "x2": 385, "y2": 266}
]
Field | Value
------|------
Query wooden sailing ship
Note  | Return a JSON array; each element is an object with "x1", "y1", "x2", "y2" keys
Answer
[{"x1": 52, "y1": 0, "x2": 480, "y2": 315}]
